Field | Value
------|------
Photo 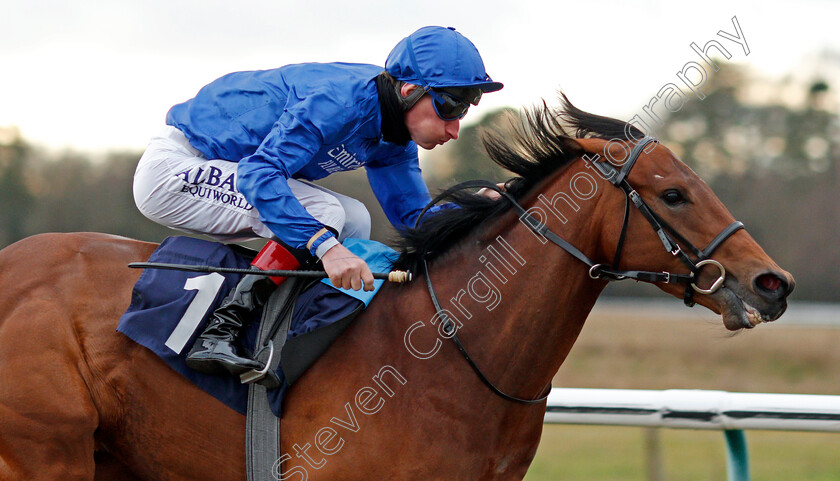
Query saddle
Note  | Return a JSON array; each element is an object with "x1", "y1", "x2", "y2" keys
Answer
[{"x1": 117, "y1": 236, "x2": 394, "y2": 416}]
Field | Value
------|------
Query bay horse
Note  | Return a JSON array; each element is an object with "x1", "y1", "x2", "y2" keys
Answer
[{"x1": 0, "y1": 96, "x2": 793, "y2": 480}]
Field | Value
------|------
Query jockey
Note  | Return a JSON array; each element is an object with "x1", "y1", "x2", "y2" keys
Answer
[{"x1": 133, "y1": 26, "x2": 503, "y2": 376}]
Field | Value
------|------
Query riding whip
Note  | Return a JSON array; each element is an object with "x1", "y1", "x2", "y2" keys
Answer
[{"x1": 128, "y1": 262, "x2": 412, "y2": 283}]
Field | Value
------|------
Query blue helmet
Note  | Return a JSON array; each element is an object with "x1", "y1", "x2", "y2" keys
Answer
[{"x1": 385, "y1": 26, "x2": 503, "y2": 93}]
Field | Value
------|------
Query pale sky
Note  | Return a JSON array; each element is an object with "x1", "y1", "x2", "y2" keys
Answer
[{"x1": 2, "y1": 0, "x2": 839, "y2": 152}]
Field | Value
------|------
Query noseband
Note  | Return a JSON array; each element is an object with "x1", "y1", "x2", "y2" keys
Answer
[{"x1": 415, "y1": 136, "x2": 743, "y2": 404}]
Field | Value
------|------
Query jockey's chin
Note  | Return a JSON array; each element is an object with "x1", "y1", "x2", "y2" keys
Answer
[{"x1": 415, "y1": 138, "x2": 449, "y2": 150}]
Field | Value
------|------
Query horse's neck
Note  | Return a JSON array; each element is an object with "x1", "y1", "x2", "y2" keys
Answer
[{"x1": 426, "y1": 177, "x2": 610, "y2": 398}]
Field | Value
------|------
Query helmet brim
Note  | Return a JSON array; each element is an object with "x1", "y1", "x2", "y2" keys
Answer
[
  {"x1": 426, "y1": 79, "x2": 504, "y2": 93},
  {"x1": 472, "y1": 81, "x2": 504, "y2": 93}
]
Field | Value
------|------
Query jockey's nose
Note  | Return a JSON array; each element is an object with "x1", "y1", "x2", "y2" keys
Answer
[{"x1": 445, "y1": 119, "x2": 460, "y2": 140}]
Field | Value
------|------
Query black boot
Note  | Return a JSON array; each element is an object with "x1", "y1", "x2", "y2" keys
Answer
[{"x1": 185, "y1": 273, "x2": 277, "y2": 375}]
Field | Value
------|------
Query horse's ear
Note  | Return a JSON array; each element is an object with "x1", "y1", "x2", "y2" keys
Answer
[{"x1": 568, "y1": 137, "x2": 607, "y2": 156}]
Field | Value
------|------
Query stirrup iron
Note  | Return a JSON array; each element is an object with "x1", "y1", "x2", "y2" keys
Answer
[{"x1": 240, "y1": 342, "x2": 274, "y2": 385}]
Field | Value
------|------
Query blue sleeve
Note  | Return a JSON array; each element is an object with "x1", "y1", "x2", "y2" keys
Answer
[
  {"x1": 237, "y1": 93, "x2": 346, "y2": 252},
  {"x1": 365, "y1": 144, "x2": 435, "y2": 230}
]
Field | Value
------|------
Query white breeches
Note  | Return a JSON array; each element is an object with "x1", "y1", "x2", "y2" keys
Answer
[{"x1": 133, "y1": 126, "x2": 371, "y2": 246}]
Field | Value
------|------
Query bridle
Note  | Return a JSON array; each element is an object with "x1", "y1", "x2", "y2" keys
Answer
[
  {"x1": 578, "y1": 136, "x2": 744, "y2": 307},
  {"x1": 415, "y1": 136, "x2": 744, "y2": 405}
]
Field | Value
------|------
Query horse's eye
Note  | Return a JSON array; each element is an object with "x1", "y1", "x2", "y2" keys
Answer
[{"x1": 661, "y1": 189, "x2": 687, "y2": 206}]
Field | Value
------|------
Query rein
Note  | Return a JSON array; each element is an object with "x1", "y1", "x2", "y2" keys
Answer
[
  {"x1": 414, "y1": 136, "x2": 743, "y2": 405},
  {"x1": 421, "y1": 259, "x2": 551, "y2": 405}
]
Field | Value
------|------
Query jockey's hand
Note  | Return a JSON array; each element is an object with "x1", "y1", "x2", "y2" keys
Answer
[
  {"x1": 321, "y1": 243, "x2": 375, "y2": 291},
  {"x1": 477, "y1": 182, "x2": 506, "y2": 200}
]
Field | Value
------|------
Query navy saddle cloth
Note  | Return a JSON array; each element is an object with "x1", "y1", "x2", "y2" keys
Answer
[{"x1": 117, "y1": 236, "x2": 363, "y2": 417}]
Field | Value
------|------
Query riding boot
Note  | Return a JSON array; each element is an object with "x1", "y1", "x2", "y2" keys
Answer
[{"x1": 185, "y1": 272, "x2": 276, "y2": 375}]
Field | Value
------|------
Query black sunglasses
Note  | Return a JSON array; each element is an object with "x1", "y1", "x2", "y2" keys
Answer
[{"x1": 426, "y1": 87, "x2": 482, "y2": 121}]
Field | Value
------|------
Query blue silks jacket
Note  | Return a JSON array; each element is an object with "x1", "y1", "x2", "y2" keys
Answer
[{"x1": 166, "y1": 62, "x2": 432, "y2": 254}]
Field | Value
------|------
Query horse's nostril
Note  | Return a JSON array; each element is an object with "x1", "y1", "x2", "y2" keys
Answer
[
  {"x1": 754, "y1": 272, "x2": 789, "y2": 300},
  {"x1": 757, "y1": 274, "x2": 782, "y2": 292}
]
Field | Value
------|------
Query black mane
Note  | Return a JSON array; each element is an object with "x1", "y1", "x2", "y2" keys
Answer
[{"x1": 392, "y1": 93, "x2": 643, "y2": 272}]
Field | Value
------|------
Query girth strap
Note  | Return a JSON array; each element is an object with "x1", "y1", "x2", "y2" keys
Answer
[{"x1": 245, "y1": 278, "x2": 302, "y2": 481}]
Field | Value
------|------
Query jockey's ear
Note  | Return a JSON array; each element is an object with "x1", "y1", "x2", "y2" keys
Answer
[
  {"x1": 398, "y1": 83, "x2": 426, "y2": 112},
  {"x1": 400, "y1": 82, "x2": 426, "y2": 99},
  {"x1": 399, "y1": 83, "x2": 420, "y2": 98}
]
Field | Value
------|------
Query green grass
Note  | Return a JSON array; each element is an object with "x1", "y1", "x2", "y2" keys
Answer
[{"x1": 526, "y1": 426, "x2": 840, "y2": 481}]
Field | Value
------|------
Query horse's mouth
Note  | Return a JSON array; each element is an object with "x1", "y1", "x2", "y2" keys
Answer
[{"x1": 716, "y1": 285, "x2": 786, "y2": 331}]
